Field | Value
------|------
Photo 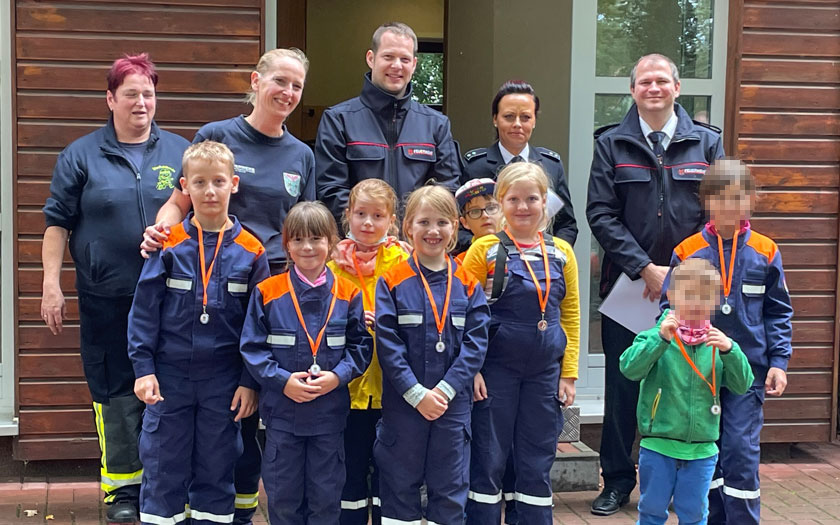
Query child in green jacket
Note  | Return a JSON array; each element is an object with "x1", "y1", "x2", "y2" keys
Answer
[{"x1": 620, "y1": 258, "x2": 753, "y2": 525}]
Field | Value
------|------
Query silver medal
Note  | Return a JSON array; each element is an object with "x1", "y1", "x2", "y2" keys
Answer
[
  {"x1": 309, "y1": 363, "x2": 321, "y2": 376},
  {"x1": 537, "y1": 319, "x2": 548, "y2": 331},
  {"x1": 710, "y1": 404, "x2": 721, "y2": 415},
  {"x1": 435, "y1": 341, "x2": 446, "y2": 353},
  {"x1": 721, "y1": 303, "x2": 732, "y2": 315},
  {"x1": 199, "y1": 312, "x2": 210, "y2": 324}
]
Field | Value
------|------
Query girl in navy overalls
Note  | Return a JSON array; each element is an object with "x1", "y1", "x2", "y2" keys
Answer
[
  {"x1": 375, "y1": 185, "x2": 490, "y2": 525},
  {"x1": 240, "y1": 201, "x2": 372, "y2": 525},
  {"x1": 462, "y1": 162, "x2": 580, "y2": 525}
]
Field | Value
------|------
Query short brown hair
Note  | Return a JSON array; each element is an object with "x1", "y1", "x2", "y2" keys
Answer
[
  {"x1": 699, "y1": 158, "x2": 756, "y2": 202},
  {"x1": 181, "y1": 140, "x2": 234, "y2": 179},
  {"x1": 371, "y1": 22, "x2": 418, "y2": 56},
  {"x1": 282, "y1": 201, "x2": 339, "y2": 265},
  {"x1": 343, "y1": 179, "x2": 400, "y2": 237},
  {"x1": 402, "y1": 185, "x2": 459, "y2": 252}
]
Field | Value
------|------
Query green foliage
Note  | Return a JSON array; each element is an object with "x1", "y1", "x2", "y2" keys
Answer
[{"x1": 412, "y1": 52, "x2": 444, "y2": 106}]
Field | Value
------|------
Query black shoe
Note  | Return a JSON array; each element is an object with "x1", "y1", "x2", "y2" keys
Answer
[
  {"x1": 590, "y1": 487, "x2": 630, "y2": 516},
  {"x1": 106, "y1": 500, "x2": 138, "y2": 524}
]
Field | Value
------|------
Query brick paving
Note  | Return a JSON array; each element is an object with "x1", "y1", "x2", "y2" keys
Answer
[{"x1": 0, "y1": 442, "x2": 839, "y2": 524}]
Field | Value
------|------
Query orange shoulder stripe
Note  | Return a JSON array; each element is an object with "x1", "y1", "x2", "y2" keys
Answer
[
  {"x1": 162, "y1": 223, "x2": 191, "y2": 251},
  {"x1": 454, "y1": 261, "x2": 478, "y2": 297},
  {"x1": 334, "y1": 274, "x2": 361, "y2": 302},
  {"x1": 258, "y1": 274, "x2": 291, "y2": 305},
  {"x1": 382, "y1": 260, "x2": 416, "y2": 290},
  {"x1": 674, "y1": 232, "x2": 709, "y2": 261},
  {"x1": 746, "y1": 231, "x2": 778, "y2": 261},
  {"x1": 234, "y1": 228, "x2": 266, "y2": 257}
]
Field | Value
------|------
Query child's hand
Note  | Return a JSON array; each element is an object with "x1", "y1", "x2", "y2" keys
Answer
[
  {"x1": 765, "y1": 367, "x2": 788, "y2": 397},
  {"x1": 283, "y1": 371, "x2": 322, "y2": 403},
  {"x1": 308, "y1": 371, "x2": 340, "y2": 396},
  {"x1": 659, "y1": 312, "x2": 679, "y2": 341},
  {"x1": 416, "y1": 389, "x2": 448, "y2": 421},
  {"x1": 134, "y1": 374, "x2": 164, "y2": 404},
  {"x1": 230, "y1": 386, "x2": 258, "y2": 421},
  {"x1": 559, "y1": 377, "x2": 576, "y2": 407},
  {"x1": 473, "y1": 372, "x2": 487, "y2": 402},
  {"x1": 706, "y1": 327, "x2": 732, "y2": 352},
  {"x1": 364, "y1": 310, "x2": 376, "y2": 329}
]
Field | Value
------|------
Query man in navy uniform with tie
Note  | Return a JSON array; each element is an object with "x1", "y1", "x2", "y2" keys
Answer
[{"x1": 586, "y1": 53, "x2": 725, "y2": 516}]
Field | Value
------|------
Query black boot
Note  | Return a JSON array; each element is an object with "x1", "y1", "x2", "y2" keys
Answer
[{"x1": 106, "y1": 500, "x2": 138, "y2": 524}]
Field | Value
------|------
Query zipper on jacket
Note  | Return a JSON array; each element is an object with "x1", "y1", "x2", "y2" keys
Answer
[
  {"x1": 647, "y1": 387, "x2": 662, "y2": 433},
  {"x1": 387, "y1": 101, "x2": 399, "y2": 195}
]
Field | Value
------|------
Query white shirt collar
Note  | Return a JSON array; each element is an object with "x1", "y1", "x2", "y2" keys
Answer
[
  {"x1": 639, "y1": 111, "x2": 679, "y2": 151},
  {"x1": 498, "y1": 142, "x2": 530, "y2": 164}
]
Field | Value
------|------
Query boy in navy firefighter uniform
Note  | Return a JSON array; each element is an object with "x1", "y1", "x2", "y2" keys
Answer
[
  {"x1": 662, "y1": 159, "x2": 793, "y2": 524},
  {"x1": 128, "y1": 141, "x2": 269, "y2": 525},
  {"x1": 240, "y1": 201, "x2": 372, "y2": 525},
  {"x1": 374, "y1": 185, "x2": 490, "y2": 525}
]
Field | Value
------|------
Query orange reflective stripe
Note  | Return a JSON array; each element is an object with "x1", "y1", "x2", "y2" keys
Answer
[
  {"x1": 673, "y1": 331, "x2": 717, "y2": 398},
  {"x1": 412, "y1": 252, "x2": 452, "y2": 339},
  {"x1": 504, "y1": 228, "x2": 550, "y2": 319},
  {"x1": 286, "y1": 272, "x2": 338, "y2": 361}
]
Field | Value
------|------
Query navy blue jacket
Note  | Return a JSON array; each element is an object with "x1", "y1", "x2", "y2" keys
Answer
[
  {"x1": 462, "y1": 142, "x2": 578, "y2": 246},
  {"x1": 662, "y1": 226, "x2": 794, "y2": 385},
  {"x1": 127, "y1": 215, "x2": 269, "y2": 387},
  {"x1": 240, "y1": 268, "x2": 372, "y2": 436},
  {"x1": 43, "y1": 117, "x2": 190, "y2": 297},
  {"x1": 315, "y1": 74, "x2": 461, "y2": 225},
  {"x1": 586, "y1": 104, "x2": 724, "y2": 297}
]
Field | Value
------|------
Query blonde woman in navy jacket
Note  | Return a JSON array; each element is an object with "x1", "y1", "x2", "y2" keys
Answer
[
  {"x1": 375, "y1": 185, "x2": 490, "y2": 525},
  {"x1": 240, "y1": 202, "x2": 372, "y2": 524}
]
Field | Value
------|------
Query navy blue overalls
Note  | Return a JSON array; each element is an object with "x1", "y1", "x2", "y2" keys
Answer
[
  {"x1": 374, "y1": 257, "x2": 490, "y2": 525},
  {"x1": 240, "y1": 268, "x2": 372, "y2": 525},
  {"x1": 127, "y1": 216, "x2": 269, "y2": 525},
  {"x1": 466, "y1": 238, "x2": 568, "y2": 525}
]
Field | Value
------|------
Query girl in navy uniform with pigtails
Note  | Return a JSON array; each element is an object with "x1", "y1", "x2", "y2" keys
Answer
[
  {"x1": 374, "y1": 185, "x2": 490, "y2": 525},
  {"x1": 462, "y1": 162, "x2": 580, "y2": 525},
  {"x1": 239, "y1": 201, "x2": 372, "y2": 525}
]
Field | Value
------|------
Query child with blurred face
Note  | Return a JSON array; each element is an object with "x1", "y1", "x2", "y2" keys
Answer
[
  {"x1": 660, "y1": 159, "x2": 794, "y2": 524},
  {"x1": 621, "y1": 258, "x2": 753, "y2": 525}
]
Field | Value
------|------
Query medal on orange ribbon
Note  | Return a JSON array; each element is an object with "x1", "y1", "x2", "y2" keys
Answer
[
  {"x1": 717, "y1": 230, "x2": 739, "y2": 315},
  {"x1": 287, "y1": 272, "x2": 338, "y2": 376},
  {"x1": 413, "y1": 252, "x2": 453, "y2": 353},
  {"x1": 196, "y1": 221, "x2": 226, "y2": 325},
  {"x1": 673, "y1": 329, "x2": 720, "y2": 414},
  {"x1": 505, "y1": 228, "x2": 551, "y2": 331}
]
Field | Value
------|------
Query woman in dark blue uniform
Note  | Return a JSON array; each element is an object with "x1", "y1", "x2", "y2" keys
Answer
[
  {"x1": 462, "y1": 80, "x2": 577, "y2": 247},
  {"x1": 140, "y1": 48, "x2": 314, "y2": 525}
]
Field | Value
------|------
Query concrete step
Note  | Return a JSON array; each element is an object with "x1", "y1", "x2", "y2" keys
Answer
[{"x1": 551, "y1": 441, "x2": 600, "y2": 492}]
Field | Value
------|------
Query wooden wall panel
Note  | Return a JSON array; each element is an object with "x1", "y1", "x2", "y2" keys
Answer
[
  {"x1": 12, "y1": 0, "x2": 265, "y2": 460},
  {"x1": 726, "y1": 0, "x2": 840, "y2": 443}
]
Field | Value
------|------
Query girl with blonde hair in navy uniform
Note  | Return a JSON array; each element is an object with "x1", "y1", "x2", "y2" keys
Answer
[
  {"x1": 374, "y1": 185, "x2": 490, "y2": 525},
  {"x1": 462, "y1": 162, "x2": 580, "y2": 525},
  {"x1": 327, "y1": 179, "x2": 409, "y2": 524},
  {"x1": 240, "y1": 201, "x2": 372, "y2": 524}
]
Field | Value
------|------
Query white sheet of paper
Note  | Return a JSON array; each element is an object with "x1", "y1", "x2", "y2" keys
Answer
[{"x1": 598, "y1": 273, "x2": 661, "y2": 334}]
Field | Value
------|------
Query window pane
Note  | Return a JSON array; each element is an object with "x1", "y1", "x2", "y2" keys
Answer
[
  {"x1": 588, "y1": 94, "x2": 711, "y2": 354},
  {"x1": 596, "y1": 0, "x2": 714, "y2": 79}
]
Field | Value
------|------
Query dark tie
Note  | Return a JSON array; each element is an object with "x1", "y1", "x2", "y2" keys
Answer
[
  {"x1": 648, "y1": 131, "x2": 666, "y2": 162},
  {"x1": 510, "y1": 155, "x2": 525, "y2": 164}
]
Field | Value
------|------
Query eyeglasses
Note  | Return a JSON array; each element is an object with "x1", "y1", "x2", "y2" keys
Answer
[{"x1": 463, "y1": 203, "x2": 501, "y2": 219}]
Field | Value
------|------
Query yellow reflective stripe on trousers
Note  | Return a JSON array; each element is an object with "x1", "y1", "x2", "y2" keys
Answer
[
  {"x1": 100, "y1": 468, "x2": 143, "y2": 492},
  {"x1": 93, "y1": 402, "x2": 106, "y2": 471},
  {"x1": 513, "y1": 491, "x2": 553, "y2": 506},
  {"x1": 139, "y1": 511, "x2": 188, "y2": 525},
  {"x1": 234, "y1": 492, "x2": 259, "y2": 509}
]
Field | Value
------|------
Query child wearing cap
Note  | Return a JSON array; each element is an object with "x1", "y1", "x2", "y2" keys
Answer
[{"x1": 454, "y1": 178, "x2": 502, "y2": 264}]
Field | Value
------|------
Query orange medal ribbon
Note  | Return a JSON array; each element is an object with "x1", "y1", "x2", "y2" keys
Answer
[
  {"x1": 716, "y1": 230, "x2": 739, "y2": 314},
  {"x1": 505, "y1": 228, "x2": 551, "y2": 329},
  {"x1": 286, "y1": 272, "x2": 338, "y2": 372},
  {"x1": 351, "y1": 251, "x2": 371, "y2": 311},
  {"x1": 412, "y1": 251, "x2": 452, "y2": 351},
  {"x1": 196, "y1": 221, "x2": 226, "y2": 324},
  {"x1": 673, "y1": 330, "x2": 717, "y2": 400}
]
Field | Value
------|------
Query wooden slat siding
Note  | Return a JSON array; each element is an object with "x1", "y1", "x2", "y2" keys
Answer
[
  {"x1": 12, "y1": 0, "x2": 264, "y2": 461},
  {"x1": 726, "y1": 0, "x2": 840, "y2": 443}
]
